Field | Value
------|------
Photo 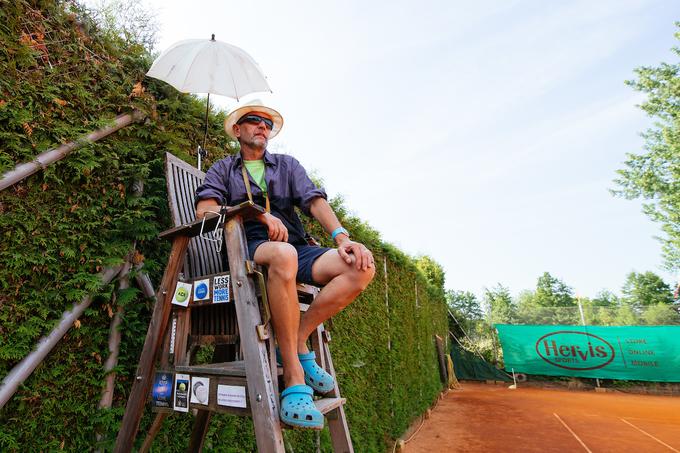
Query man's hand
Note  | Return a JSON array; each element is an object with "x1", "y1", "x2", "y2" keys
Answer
[
  {"x1": 258, "y1": 212, "x2": 289, "y2": 242},
  {"x1": 337, "y1": 237, "x2": 374, "y2": 271},
  {"x1": 196, "y1": 198, "x2": 220, "y2": 219}
]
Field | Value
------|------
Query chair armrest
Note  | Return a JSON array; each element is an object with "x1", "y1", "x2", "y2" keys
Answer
[{"x1": 158, "y1": 201, "x2": 265, "y2": 240}]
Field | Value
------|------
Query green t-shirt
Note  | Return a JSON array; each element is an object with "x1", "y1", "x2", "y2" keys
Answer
[{"x1": 243, "y1": 159, "x2": 267, "y2": 194}]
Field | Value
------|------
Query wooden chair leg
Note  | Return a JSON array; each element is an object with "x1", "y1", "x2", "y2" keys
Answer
[
  {"x1": 310, "y1": 325, "x2": 326, "y2": 370},
  {"x1": 225, "y1": 216, "x2": 285, "y2": 453},
  {"x1": 139, "y1": 413, "x2": 168, "y2": 453},
  {"x1": 188, "y1": 410, "x2": 212, "y2": 452},
  {"x1": 319, "y1": 326, "x2": 353, "y2": 453},
  {"x1": 114, "y1": 236, "x2": 190, "y2": 453}
]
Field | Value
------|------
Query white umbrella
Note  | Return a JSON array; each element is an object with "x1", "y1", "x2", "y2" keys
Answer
[{"x1": 146, "y1": 35, "x2": 272, "y2": 169}]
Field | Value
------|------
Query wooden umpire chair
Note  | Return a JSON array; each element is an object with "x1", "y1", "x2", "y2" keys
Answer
[{"x1": 114, "y1": 153, "x2": 352, "y2": 452}]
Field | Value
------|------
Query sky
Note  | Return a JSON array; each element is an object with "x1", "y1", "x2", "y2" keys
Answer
[{"x1": 93, "y1": 0, "x2": 678, "y2": 298}]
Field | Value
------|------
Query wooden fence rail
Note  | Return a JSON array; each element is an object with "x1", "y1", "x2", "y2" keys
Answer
[{"x1": 0, "y1": 110, "x2": 145, "y2": 192}]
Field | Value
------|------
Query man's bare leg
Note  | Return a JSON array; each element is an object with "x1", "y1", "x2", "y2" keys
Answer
[
  {"x1": 298, "y1": 250, "x2": 375, "y2": 352},
  {"x1": 253, "y1": 242, "x2": 305, "y2": 388}
]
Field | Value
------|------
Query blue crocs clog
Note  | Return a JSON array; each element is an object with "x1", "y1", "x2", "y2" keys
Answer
[
  {"x1": 280, "y1": 384, "x2": 324, "y2": 430},
  {"x1": 276, "y1": 349, "x2": 335, "y2": 394},
  {"x1": 298, "y1": 351, "x2": 335, "y2": 394}
]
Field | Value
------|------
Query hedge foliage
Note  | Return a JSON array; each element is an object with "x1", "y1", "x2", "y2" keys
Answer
[{"x1": 0, "y1": 1, "x2": 448, "y2": 451}]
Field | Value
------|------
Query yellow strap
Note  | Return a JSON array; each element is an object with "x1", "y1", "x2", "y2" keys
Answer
[{"x1": 241, "y1": 161, "x2": 270, "y2": 213}]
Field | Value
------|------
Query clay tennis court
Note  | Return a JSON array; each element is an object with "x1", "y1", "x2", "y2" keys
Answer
[{"x1": 404, "y1": 382, "x2": 680, "y2": 452}]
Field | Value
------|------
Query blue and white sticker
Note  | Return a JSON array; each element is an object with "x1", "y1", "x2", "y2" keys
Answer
[
  {"x1": 213, "y1": 274, "x2": 230, "y2": 303},
  {"x1": 193, "y1": 278, "x2": 210, "y2": 301}
]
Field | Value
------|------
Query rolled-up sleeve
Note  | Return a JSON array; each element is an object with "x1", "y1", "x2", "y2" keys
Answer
[
  {"x1": 195, "y1": 160, "x2": 229, "y2": 206},
  {"x1": 290, "y1": 157, "x2": 327, "y2": 216}
]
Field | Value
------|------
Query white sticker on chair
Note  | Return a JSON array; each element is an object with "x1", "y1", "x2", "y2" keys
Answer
[{"x1": 217, "y1": 384, "x2": 246, "y2": 408}]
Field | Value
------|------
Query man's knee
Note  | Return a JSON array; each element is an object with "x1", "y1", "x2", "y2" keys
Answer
[
  {"x1": 258, "y1": 242, "x2": 298, "y2": 282},
  {"x1": 354, "y1": 264, "x2": 375, "y2": 291},
  {"x1": 344, "y1": 254, "x2": 376, "y2": 292}
]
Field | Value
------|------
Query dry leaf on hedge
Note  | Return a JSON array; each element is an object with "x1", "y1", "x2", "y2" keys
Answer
[
  {"x1": 133, "y1": 250, "x2": 145, "y2": 264},
  {"x1": 130, "y1": 81, "x2": 144, "y2": 97}
]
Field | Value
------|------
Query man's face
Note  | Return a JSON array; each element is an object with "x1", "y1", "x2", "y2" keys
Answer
[{"x1": 233, "y1": 110, "x2": 273, "y2": 150}]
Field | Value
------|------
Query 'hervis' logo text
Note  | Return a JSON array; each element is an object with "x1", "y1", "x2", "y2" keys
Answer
[{"x1": 535, "y1": 331, "x2": 616, "y2": 370}]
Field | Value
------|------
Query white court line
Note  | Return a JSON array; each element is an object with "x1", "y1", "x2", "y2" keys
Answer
[
  {"x1": 553, "y1": 413, "x2": 593, "y2": 453},
  {"x1": 620, "y1": 418, "x2": 680, "y2": 452},
  {"x1": 624, "y1": 416, "x2": 680, "y2": 425}
]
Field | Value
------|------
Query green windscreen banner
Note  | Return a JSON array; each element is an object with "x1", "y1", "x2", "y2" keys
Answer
[{"x1": 495, "y1": 325, "x2": 680, "y2": 382}]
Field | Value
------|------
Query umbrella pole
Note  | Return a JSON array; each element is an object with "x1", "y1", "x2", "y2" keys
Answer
[{"x1": 198, "y1": 94, "x2": 210, "y2": 171}]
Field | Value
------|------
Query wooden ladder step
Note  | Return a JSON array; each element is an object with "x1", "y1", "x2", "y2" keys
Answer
[
  {"x1": 315, "y1": 397, "x2": 346, "y2": 415},
  {"x1": 175, "y1": 361, "x2": 248, "y2": 377},
  {"x1": 280, "y1": 398, "x2": 347, "y2": 430}
]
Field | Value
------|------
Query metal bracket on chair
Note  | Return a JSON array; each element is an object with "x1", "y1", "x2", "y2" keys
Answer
[
  {"x1": 246, "y1": 260, "x2": 271, "y2": 341},
  {"x1": 322, "y1": 330, "x2": 331, "y2": 343},
  {"x1": 198, "y1": 210, "x2": 225, "y2": 253}
]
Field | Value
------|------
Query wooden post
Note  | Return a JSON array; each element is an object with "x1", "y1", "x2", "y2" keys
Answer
[
  {"x1": 0, "y1": 111, "x2": 145, "y2": 191},
  {"x1": 99, "y1": 264, "x2": 131, "y2": 410},
  {"x1": 383, "y1": 256, "x2": 394, "y2": 419},
  {"x1": 434, "y1": 335, "x2": 448, "y2": 385},
  {"x1": 0, "y1": 265, "x2": 123, "y2": 409},
  {"x1": 135, "y1": 270, "x2": 157, "y2": 299},
  {"x1": 224, "y1": 216, "x2": 285, "y2": 453},
  {"x1": 114, "y1": 235, "x2": 190, "y2": 452}
]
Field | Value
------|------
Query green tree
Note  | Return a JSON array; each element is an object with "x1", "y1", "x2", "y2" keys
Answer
[
  {"x1": 534, "y1": 272, "x2": 575, "y2": 307},
  {"x1": 613, "y1": 26, "x2": 680, "y2": 271},
  {"x1": 613, "y1": 303, "x2": 639, "y2": 325},
  {"x1": 484, "y1": 284, "x2": 515, "y2": 324},
  {"x1": 592, "y1": 289, "x2": 619, "y2": 306},
  {"x1": 88, "y1": 0, "x2": 160, "y2": 50},
  {"x1": 514, "y1": 273, "x2": 585, "y2": 324},
  {"x1": 515, "y1": 290, "x2": 541, "y2": 324},
  {"x1": 447, "y1": 290, "x2": 483, "y2": 321},
  {"x1": 622, "y1": 271, "x2": 674, "y2": 306},
  {"x1": 446, "y1": 290, "x2": 483, "y2": 340},
  {"x1": 580, "y1": 290, "x2": 619, "y2": 325},
  {"x1": 641, "y1": 303, "x2": 680, "y2": 325},
  {"x1": 416, "y1": 255, "x2": 445, "y2": 289}
]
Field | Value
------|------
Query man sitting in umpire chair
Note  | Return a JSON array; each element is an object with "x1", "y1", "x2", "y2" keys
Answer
[{"x1": 195, "y1": 99, "x2": 376, "y2": 429}]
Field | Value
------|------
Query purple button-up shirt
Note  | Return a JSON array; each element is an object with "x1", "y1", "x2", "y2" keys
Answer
[{"x1": 195, "y1": 150, "x2": 327, "y2": 245}]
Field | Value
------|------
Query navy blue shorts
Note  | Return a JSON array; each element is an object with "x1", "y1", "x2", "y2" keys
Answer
[{"x1": 247, "y1": 239, "x2": 331, "y2": 286}]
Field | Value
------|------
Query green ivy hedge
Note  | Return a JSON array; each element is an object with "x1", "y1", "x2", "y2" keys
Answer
[{"x1": 0, "y1": 1, "x2": 448, "y2": 451}]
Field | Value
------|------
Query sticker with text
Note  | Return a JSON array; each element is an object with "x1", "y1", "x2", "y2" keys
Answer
[
  {"x1": 172, "y1": 282, "x2": 192, "y2": 307},
  {"x1": 173, "y1": 373, "x2": 190, "y2": 412},
  {"x1": 213, "y1": 274, "x2": 230, "y2": 303},
  {"x1": 151, "y1": 371, "x2": 174, "y2": 409},
  {"x1": 193, "y1": 278, "x2": 210, "y2": 303},
  {"x1": 217, "y1": 384, "x2": 246, "y2": 408}
]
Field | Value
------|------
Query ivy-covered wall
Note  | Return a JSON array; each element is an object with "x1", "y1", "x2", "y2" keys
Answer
[{"x1": 0, "y1": 1, "x2": 448, "y2": 451}]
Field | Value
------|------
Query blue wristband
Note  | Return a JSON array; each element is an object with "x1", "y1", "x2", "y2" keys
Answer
[{"x1": 331, "y1": 227, "x2": 349, "y2": 241}]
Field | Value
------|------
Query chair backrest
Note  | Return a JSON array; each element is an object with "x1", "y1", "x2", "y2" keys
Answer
[{"x1": 165, "y1": 152, "x2": 224, "y2": 279}]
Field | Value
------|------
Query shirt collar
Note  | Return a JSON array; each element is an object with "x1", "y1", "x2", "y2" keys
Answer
[
  {"x1": 235, "y1": 149, "x2": 275, "y2": 166},
  {"x1": 263, "y1": 150, "x2": 275, "y2": 166}
]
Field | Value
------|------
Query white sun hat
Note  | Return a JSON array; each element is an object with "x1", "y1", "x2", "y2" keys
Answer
[{"x1": 224, "y1": 99, "x2": 284, "y2": 139}]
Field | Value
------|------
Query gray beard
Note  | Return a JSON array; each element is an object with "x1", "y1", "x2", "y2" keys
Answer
[{"x1": 241, "y1": 136, "x2": 268, "y2": 151}]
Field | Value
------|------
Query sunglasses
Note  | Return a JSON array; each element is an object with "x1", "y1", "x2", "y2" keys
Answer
[{"x1": 237, "y1": 114, "x2": 274, "y2": 130}]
